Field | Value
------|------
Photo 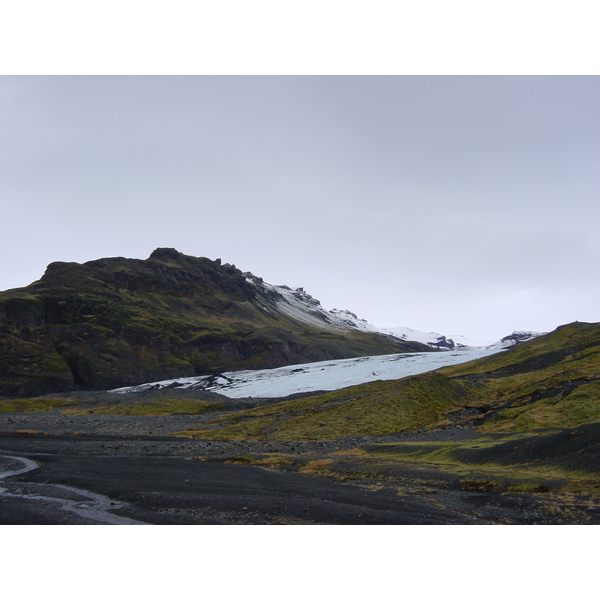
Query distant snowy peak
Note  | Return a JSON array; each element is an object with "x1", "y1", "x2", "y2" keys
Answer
[
  {"x1": 485, "y1": 331, "x2": 543, "y2": 351},
  {"x1": 325, "y1": 315, "x2": 482, "y2": 350},
  {"x1": 250, "y1": 280, "x2": 473, "y2": 349},
  {"x1": 243, "y1": 272, "x2": 542, "y2": 351},
  {"x1": 378, "y1": 326, "x2": 460, "y2": 350},
  {"x1": 381, "y1": 327, "x2": 543, "y2": 351}
]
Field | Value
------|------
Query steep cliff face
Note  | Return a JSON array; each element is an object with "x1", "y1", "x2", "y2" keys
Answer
[{"x1": 0, "y1": 248, "x2": 431, "y2": 396}]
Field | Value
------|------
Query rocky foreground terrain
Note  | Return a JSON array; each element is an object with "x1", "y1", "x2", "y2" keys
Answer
[{"x1": 3, "y1": 417, "x2": 597, "y2": 525}]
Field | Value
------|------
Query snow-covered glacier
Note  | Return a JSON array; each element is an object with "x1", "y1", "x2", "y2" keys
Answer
[{"x1": 112, "y1": 347, "x2": 501, "y2": 399}]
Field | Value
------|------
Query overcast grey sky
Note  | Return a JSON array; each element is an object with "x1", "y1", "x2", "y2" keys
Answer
[{"x1": 1, "y1": 76, "x2": 599, "y2": 342}]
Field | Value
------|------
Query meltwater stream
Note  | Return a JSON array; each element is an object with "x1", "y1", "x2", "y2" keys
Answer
[{"x1": 0, "y1": 454, "x2": 145, "y2": 525}]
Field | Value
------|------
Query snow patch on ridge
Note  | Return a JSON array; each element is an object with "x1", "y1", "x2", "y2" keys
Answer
[
  {"x1": 269, "y1": 285, "x2": 345, "y2": 331},
  {"x1": 244, "y1": 273, "x2": 348, "y2": 331},
  {"x1": 242, "y1": 271, "x2": 542, "y2": 351}
]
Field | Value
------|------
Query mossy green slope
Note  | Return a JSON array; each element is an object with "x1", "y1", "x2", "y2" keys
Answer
[
  {"x1": 439, "y1": 321, "x2": 600, "y2": 379},
  {"x1": 0, "y1": 248, "x2": 429, "y2": 397},
  {"x1": 313, "y1": 426, "x2": 600, "y2": 497},
  {"x1": 349, "y1": 422, "x2": 600, "y2": 496},
  {"x1": 177, "y1": 321, "x2": 600, "y2": 440},
  {"x1": 177, "y1": 372, "x2": 484, "y2": 441},
  {"x1": 61, "y1": 398, "x2": 220, "y2": 416},
  {"x1": 437, "y1": 321, "x2": 600, "y2": 432},
  {"x1": 0, "y1": 397, "x2": 77, "y2": 413}
]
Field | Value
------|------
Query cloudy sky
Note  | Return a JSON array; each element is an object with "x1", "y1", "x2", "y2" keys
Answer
[{"x1": 1, "y1": 76, "x2": 599, "y2": 343}]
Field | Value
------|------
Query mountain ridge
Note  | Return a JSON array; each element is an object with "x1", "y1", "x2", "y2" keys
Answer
[{"x1": 0, "y1": 248, "x2": 431, "y2": 397}]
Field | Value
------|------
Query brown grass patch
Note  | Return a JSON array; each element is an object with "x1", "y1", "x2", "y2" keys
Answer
[
  {"x1": 225, "y1": 455, "x2": 295, "y2": 468},
  {"x1": 332, "y1": 448, "x2": 365, "y2": 456},
  {"x1": 299, "y1": 459, "x2": 334, "y2": 474}
]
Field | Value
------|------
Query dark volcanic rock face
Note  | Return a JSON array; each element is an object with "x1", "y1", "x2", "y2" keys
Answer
[{"x1": 0, "y1": 249, "x2": 430, "y2": 397}]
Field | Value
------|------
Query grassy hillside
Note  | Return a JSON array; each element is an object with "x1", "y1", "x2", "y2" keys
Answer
[
  {"x1": 0, "y1": 248, "x2": 429, "y2": 397},
  {"x1": 177, "y1": 321, "x2": 600, "y2": 440},
  {"x1": 176, "y1": 372, "x2": 483, "y2": 441},
  {"x1": 438, "y1": 321, "x2": 600, "y2": 432}
]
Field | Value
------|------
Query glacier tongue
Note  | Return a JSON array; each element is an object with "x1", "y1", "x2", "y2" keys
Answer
[{"x1": 112, "y1": 347, "x2": 502, "y2": 399}]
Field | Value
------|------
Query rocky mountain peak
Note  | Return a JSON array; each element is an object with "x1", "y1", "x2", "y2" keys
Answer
[{"x1": 149, "y1": 247, "x2": 183, "y2": 261}]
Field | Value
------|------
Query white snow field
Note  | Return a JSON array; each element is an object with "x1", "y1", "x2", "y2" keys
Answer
[{"x1": 112, "y1": 347, "x2": 502, "y2": 399}]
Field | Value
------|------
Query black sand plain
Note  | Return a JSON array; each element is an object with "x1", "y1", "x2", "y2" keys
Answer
[{"x1": 2, "y1": 389, "x2": 599, "y2": 525}]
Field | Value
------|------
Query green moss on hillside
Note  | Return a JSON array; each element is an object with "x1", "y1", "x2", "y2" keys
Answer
[
  {"x1": 176, "y1": 372, "x2": 483, "y2": 440},
  {"x1": 345, "y1": 429, "x2": 600, "y2": 495},
  {"x1": 0, "y1": 397, "x2": 77, "y2": 413},
  {"x1": 63, "y1": 398, "x2": 220, "y2": 416},
  {"x1": 480, "y1": 381, "x2": 600, "y2": 432},
  {"x1": 0, "y1": 335, "x2": 74, "y2": 396}
]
